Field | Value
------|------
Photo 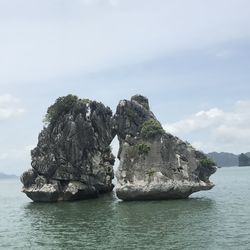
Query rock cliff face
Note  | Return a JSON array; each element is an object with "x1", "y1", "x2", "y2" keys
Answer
[
  {"x1": 21, "y1": 95, "x2": 115, "y2": 201},
  {"x1": 114, "y1": 95, "x2": 216, "y2": 201}
]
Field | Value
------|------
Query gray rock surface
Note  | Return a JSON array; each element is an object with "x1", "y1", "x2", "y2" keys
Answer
[
  {"x1": 21, "y1": 95, "x2": 115, "y2": 201},
  {"x1": 114, "y1": 95, "x2": 217, "y2": 201}
]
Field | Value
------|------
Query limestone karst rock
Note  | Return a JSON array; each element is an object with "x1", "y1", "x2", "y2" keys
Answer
[
  {"x1": 21, "y1": 94, "x2": 216, "y2": 202},
  {"x1": 113, "y1": 95, "x2": 217, "y2": 201},
  {"x1": 21, "y1": 95, "x2": 115, "y2": 201}
]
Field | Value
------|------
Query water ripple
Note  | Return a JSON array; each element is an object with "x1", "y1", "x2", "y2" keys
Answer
[{"x1": 0, "y1": 167, "x2": 250, "y2": 250}]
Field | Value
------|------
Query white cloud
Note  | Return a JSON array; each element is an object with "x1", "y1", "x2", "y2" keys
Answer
[
  {"x1": 164, "y1": 100, "x2": 250, "y2": 154},
  {"x1": 0, "y1": 94, "x2": 25, "y2": 120},
  {"x1": 164, "y1": 108, "x2": 225, "y2": 134},
  {"x1": 0, "y1": 0, "x2": 250, "y2": 84}
]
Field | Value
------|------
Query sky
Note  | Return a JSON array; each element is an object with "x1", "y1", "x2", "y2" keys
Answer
[{"x1": 0, "y1": 0, "x2": 250, "y2": 175}]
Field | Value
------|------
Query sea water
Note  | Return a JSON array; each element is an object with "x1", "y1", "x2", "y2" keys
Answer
[{"x1": 0, "y1": 167, "x2": 249, "y2": 250}]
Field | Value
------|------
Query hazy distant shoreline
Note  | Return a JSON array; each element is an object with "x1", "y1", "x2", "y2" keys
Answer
[
  {"x1": 0, "y1": 173, "x2": 18, "y2": 180},
  {"x1": 207, "y1": 152, "x2": 250, "y2": 167}
]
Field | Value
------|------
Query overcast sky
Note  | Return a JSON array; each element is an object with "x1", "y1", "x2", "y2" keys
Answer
[{"x1": 1, "y1": 0, "x2": 250, "y2": 175}]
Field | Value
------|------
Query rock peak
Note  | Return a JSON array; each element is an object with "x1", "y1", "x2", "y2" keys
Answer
[
  {"x1": 21, "y1": 95, "x2": 115, "y2": 202},
  {"x1": 131, "y1": 94, "x2": 150, "y2": 110},
  {"x1": 114, "y1": 95, "x2": 216, "y2": 201}
]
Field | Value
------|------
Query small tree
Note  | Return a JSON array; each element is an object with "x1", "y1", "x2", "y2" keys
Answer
[{"x1": 43, "y1": 94, "x2": 79, "y2": 125}]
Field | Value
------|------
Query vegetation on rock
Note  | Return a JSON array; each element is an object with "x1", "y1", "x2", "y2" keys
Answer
[
  {"x1": 43, "y1": 95, "x2": 91, "y2": 125},
  {"x1": 137, "y1": 143, "x2": 151, "y2": 155},
  {"x1": 22, "y1": 95, "x2": 114, "y2": 202},
  {"x1": 200, "y1": 158, "x2": 216, "y2": 168},
  {"x1": 146, "y1": 169, "x2": 156, "y2": 177},
  {"x1": 141, "y1": 119, "x2": 164, "y2": 139},
  {"x1": 44, "y1": 94, "x2": 78, "y2": 124},
  {"x1": 127, "y1": 143, "x2": 151, "y2": 158}
]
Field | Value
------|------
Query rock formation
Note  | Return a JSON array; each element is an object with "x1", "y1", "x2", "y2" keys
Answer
[
  {"x1": 239, "y1": 153, "x2": 250, "y2": 167},
  {"x1": 114, "y1": 95, "x2": 217, "y2": 201},
  {"x1": 21, "y1": 95, "x2": 115, "y2": 201},
  {"x1": 21, "y1": 94, "x2": 217, "y2": 202}
]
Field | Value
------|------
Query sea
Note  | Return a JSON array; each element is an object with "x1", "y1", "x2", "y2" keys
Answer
[{"x1": 0, "y1": 167, "x2": 250, "y2": 250}]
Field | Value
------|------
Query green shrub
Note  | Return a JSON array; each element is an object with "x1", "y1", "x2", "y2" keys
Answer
[
  {"x1": 44, "y1": 94, "x2": 79, "y2": 124},
  {"x1": 137, "y1": 143, "x2": 151, "y2": 155},
  {"x1": 200, "y1": 158, "x2": 216, "y2": 168},
  {"x1": 146, "y1": 170, "x2": 156, "y2": 177},
  {"x1": 141, "y1": 119, "x2": 164, "y2": 139},
  {"x1": 127, "y1": 143, "x2": 151, "y2": 158}
]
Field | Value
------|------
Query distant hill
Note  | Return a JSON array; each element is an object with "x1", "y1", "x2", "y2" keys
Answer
[
  {"x1": 245, "y1": 152, "x2": 250, "y2": 158},
  {"x1": 207, "y1": 152, "x2": 238, "y2": 167},
  {"x1": 239, "y1": 153, "x2": 250, "y2": 167},
  {"x1": 0, "y1": 173, "x2": 18, "y2": 179}
]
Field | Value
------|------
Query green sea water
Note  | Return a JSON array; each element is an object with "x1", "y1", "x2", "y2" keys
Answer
[{"x1": 0, "y1": 167, "x2": 250, "y2": 250}]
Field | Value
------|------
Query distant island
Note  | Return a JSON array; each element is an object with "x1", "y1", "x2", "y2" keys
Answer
[
  {"x1": 207, "y1": 152, "x2": 250, "y2": 167},
  {"x1": 239, "y1": 153, "x2": 250, "y2": 166},
  {"x1": 0, "y1": 173, "x2": 18, "y2": 180}
]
